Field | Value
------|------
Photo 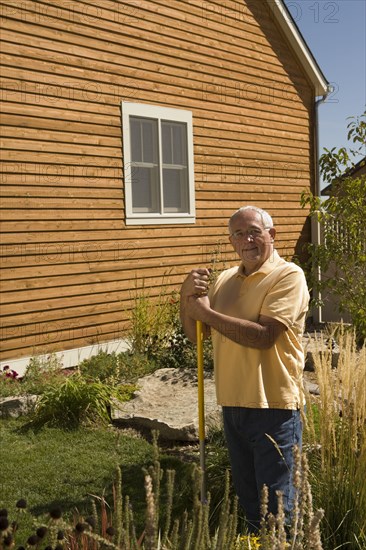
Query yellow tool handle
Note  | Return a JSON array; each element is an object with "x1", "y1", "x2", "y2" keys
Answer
[
  {"x1": 196, "y1": 319, "x2": 207, "y2": 503},
  {"x1": 196, "y1": 320, "x2": 205, "y2": 442}
]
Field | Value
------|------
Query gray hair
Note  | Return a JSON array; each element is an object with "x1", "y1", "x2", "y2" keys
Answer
[{"x1": 228, "y1": 206, "x2": 274, "y2": 231}]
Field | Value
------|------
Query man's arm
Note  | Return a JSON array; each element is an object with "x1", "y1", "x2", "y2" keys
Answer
[
  {"x1": 180, "y1": 269, "x2": 211, "y2": 343},
  {"x1": 186, "y1": 295, "x2": 286, "y2": 349},
  {"x1": 180, "y1": 293, "x2": 211, "y2": 343}
]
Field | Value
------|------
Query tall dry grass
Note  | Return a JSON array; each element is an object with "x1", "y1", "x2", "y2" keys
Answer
[{"x1": 304, "y1": 327, "x2": 366, "y2": 549}]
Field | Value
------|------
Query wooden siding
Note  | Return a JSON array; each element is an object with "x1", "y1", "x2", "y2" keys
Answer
[{"x1": 0, "y1": 0, "x2": 315, "y2": 360}]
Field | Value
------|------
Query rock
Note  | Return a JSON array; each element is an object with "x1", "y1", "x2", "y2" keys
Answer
[
  {"x1": 112, "y1": 366, "x2": 324, "y2": 442},
  {"x1": 112, "y1": 368, "x2": 222, "y2": 442},
  {"x1": 304, "y1": 380, "x2": 320, "y2": 396},
  {"x1": 0, "y1": 395, "x2": 37, "y2": 418},
  {"x1": 303, "y1": 333, "x2": 340, "y2": 371}
]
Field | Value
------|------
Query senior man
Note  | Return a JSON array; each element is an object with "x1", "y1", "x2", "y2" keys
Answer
[{"x1": 180, "y1": 206, "x2": 309, "y2": 532}]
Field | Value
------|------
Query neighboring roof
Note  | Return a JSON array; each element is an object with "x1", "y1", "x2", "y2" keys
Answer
[
  {"x1": 265, "y1": 0, "x2": 330, "y2": 96},
  {"x1": 321, "y1": 156, "x2": 366, "y2": 195}
]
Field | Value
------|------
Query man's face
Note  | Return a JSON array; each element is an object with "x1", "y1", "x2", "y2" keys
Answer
[{"x1": 229, "y1": 210, "x2": 276, "y2": 275}]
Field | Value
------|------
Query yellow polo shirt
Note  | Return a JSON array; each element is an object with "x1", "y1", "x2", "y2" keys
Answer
[{"x1": 208, "y1": 250, "x2": 309, "y2": 410}]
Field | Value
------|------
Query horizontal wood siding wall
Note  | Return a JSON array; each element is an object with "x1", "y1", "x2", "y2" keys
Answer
[{"x1": 0, "y1": 0, "x2": 314, "y2": 360}]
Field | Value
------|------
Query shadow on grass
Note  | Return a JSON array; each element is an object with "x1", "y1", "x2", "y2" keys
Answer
[
  {"x1": 120, "y1": 455, "x2": 196, "y2": 533},
  {"x1": 4, "y1": 418, "x2": 236, "y2": 538},
  {"x1": 29, "y1": 479, "x2": 115, "y2": 520},
  {"x1": 15, "y1": 420, "x2": 79, "y2": 434},
  {"x1": 28, "y1": 453, "x2": 196, "y2": 535},
  {"x1": 16, "y1": 416, "x2": 111, "y2": 434}
]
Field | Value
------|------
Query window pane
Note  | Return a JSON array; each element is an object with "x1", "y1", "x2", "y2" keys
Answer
[
  {"x1": 162, "y1": 123, "x2": 172, "y2": 164},
  {"x1": 130, "y1": 117, "x2": 158, "y2": 163},
  {"x1": 130, "y1": 118, "x2": 142, "y2": 162},
  {"x1": 163, "y1": 168, "x2": 188, "y2": 212},
  {"x1": 132, "y1": 166, "x2": 160, "y2": 213},
  {"x1": 162, "y1": 122, "x2": 187, "y2": 166},
  {"x1": 172, "y1": 124, "x2": 186, "y2": 165},
  {"x1": 142, "y1": 120, "x2": 157, "y2": 163}
]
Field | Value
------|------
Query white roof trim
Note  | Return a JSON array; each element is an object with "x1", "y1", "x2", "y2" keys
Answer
[{"x1": 265, "y1": 0, "x2": 329, "y2": 96}]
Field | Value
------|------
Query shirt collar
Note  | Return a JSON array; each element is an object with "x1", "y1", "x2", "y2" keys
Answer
[{"x1": 236, "y1": 249, "x2": 282, "y2": 278}]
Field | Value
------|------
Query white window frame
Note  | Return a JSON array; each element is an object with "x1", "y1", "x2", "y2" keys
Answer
[{"x1": 122, "y1": 102, "x2": 195, "y2": 225}]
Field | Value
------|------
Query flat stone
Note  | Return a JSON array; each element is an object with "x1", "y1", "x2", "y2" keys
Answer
[
  {"x1": 303, "y1": 333, "x2": 339, "y2": 371},
  {"x1": 0, "y1": 395, "x2": 37, "y2": 418},
  {"x1": 304, "y1": 380, "x2": 320, "y2": 396},
  {"x1": 112, "y1": 367, "x2": 222, "y2": 442}
]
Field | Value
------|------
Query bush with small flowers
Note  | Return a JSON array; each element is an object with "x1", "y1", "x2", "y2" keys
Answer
[{"x1": 0, "y1": 366, "x2": 21, "y2": 398}]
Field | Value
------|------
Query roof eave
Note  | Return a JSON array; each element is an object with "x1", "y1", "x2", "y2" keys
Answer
[{"x1": 265, "y1": 0, "x2": 329, "y2": 96}]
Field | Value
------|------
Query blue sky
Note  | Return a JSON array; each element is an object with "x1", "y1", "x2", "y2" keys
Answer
[{"x1": 284, "y1": 0, "x2": 366, "y2": 186}]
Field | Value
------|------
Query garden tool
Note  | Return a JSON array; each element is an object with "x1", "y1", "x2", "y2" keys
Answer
[{"x1": 196, "y1": 319, "x2": 207, "y2": 504}]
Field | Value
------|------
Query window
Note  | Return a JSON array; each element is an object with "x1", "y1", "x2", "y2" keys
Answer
[{"x1": 122, "y1": 102, "x2": 195, "y2": 224}]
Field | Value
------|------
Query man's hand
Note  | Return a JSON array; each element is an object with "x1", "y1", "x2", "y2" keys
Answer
[
  {"x1": 180, "y1": 268, "x2": 211, "y2": 299},
  {"x1": 186, "y1": 294, "x2": 211, "y2": 321},
  {"x1": 180, "y1": 268, "x2": 211, "y2": 342}
]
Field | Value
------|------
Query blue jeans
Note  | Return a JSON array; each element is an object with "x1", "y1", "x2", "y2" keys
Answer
[{"x1": 222, "y1": 407, "x2": 302, "y2": 533}]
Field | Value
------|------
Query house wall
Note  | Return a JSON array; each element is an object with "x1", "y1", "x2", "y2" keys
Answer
[{"x1": 0, "y1": 0, "x2": 315, "y2": 363}]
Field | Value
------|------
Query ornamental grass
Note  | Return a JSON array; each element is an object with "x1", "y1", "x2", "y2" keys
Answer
[{"x1": 304, "y1": 326, "x2": 366, "y2": 549}]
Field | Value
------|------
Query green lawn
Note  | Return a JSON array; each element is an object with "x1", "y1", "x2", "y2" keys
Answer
[
  {"x1": 0, "y1": 419, "x2": 155, "y2": 536},
  {"x1": 0, "y1": 417, "x2": 199, "y2": 546}
]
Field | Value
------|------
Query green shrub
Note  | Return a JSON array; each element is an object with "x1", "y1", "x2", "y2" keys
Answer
[
  {"x1": 158, "y1": 298, "x2": 214, "y2": 371},
  {"x1": 127, "y1": 287, "x2": 214, "y2": 371},
  {"x1": 22, "y1": 353, "x2": 65, "y2": 395},
  {"x1": 78, "y1": 350, "x2": 121, "y2": 383},
  {"x1": 28, "y1": 373, "x2": 136, "y2": 429},
  {"x1": 117, "y1": 350, "x2": 159, "y2": 381},
  {"x1": 0, "y1": 354, "x2": 66, "y2": 399},
  {"x1": 205, "y1": 424, "x2": 232, "y2": 511},
  {"x1": 79, "y1": 349, "x2": 158, "y2": 385},
  {"x1": 127, "y1": 284, "x2": 177, "y2": 359},
  {"x1": 301, "y1": 112, "x2": 366, "y2": 344}
]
